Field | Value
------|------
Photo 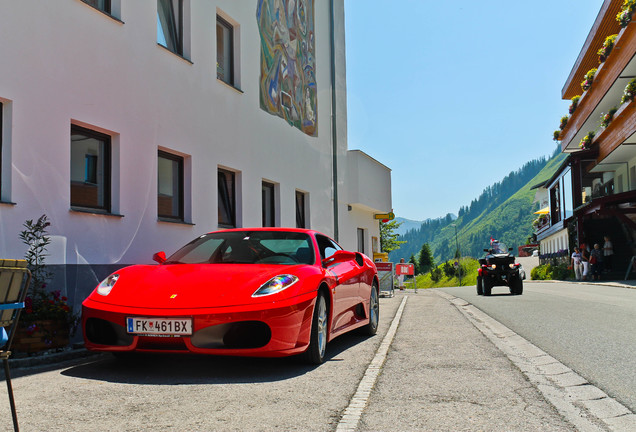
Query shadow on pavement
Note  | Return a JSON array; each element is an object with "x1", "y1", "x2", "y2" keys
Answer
[{"x1": 57, "y1": 331, "x2": 373, "y2": 385}]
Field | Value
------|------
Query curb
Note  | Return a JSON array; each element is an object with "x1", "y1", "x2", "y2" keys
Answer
[
  {"x1": 8, "y1": 347, "x2": 105, "y2": 370},
  {"x1": 436, "y1": 290, "x2": 636, "y2": 432},
  {"x1": 529, "y1": 279, "x2": 636, "y2": 290}
]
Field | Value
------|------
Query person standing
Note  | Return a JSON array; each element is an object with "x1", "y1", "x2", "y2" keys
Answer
[
  {"x1": 571, "y1": 247, "x2": 583, "y2": 281},
  {"x1": 397, "y1": 258, "x2": 406, "y2": 290},
  {"x1": 580, "y1": 243, "x2": 590, "y2": 281},
  {"x1": 603, "y1": 236, "x2": 614, "y2": 272},
  {"x1": 590, "y1": 243, "x2": 603, "y2": 280}
]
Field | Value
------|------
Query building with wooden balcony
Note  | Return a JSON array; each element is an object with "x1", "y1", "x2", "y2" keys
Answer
[{"x1": 538, "y1": 0, "x2": 636, "y2": 274}]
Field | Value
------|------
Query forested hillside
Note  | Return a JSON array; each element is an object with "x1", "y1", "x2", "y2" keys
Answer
[{"x1": 389, "y1": 147, "x2": 565, "y2": 264}]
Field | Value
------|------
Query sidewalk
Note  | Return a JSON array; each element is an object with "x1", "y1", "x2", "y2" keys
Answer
[{"x1": 357, "y1": 290, "x2": 579, "y2": 431}]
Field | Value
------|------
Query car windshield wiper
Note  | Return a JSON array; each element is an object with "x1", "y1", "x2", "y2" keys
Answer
[{"x1": 163, "y1": 260, "x2": 183, "y2": 265}]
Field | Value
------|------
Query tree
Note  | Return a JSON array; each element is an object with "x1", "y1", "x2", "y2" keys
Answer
[
  {"x1": 409, "y1": 254, "x2": 419, "y2": 275},
  {"x1": 380, "y1": 220, "x2": 406, "y2": 253},
  {"x1": 417, "y1": 243, "x2": 434, "y2": 274}
]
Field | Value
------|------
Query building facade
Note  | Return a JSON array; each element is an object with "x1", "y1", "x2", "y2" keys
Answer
[
  {"x1": 0, "y1": 1, "x2": 392, "y2": 305},
  {"x1": 538, "y1": 0, "x2": 636, "y2": 273}
]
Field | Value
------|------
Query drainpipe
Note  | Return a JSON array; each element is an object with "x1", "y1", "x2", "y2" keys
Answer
[{"x1": 329, "y1": 0, "x2": 339, "y2": 241}]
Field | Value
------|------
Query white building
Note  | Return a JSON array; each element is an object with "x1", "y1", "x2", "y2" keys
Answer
[{"x1": 0, "y1": 1, "x2": 392, "y2": 301}]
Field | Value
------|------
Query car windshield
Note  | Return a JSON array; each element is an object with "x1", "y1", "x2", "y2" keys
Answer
[
  {"x1": 490, "y1": 241, "x2": 508, "y2": 254},
  {"x1": 165, "y1": 231, "x2": 315, "y2": 265}
]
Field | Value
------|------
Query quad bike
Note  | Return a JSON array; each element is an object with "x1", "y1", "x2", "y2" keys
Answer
[{"x1": 476, "y1": 240, "x2": 523, "y2": 296}]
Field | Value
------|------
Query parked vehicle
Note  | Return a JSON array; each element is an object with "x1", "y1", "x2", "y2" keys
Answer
[
  {"x1": 476, "y1": 240, "x2": 523, "y2": 296},
  {"x1": 82, "y1": 228, "x2": 379, "y2": 364}
]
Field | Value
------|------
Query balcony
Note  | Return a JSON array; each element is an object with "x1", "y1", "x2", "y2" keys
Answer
[{"x1": 559, "y1": 22, "x2": 636, "y2": 153}]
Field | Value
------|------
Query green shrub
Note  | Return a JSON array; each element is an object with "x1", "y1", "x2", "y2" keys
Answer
[{"x1": 531, "y1": 263, "x2": 574, "y2": 280}]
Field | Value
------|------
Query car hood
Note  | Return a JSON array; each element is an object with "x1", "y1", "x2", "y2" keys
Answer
[{"x1": 92, "y1": 263, "x2": 311, "y2": 309}]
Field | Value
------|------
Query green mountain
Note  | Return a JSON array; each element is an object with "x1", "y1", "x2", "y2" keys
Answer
[{"x1": 390, "y1": 149, "x2": 566, "y2": 264}]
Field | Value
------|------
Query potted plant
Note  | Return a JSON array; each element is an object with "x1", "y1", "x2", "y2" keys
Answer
[
  {"x1": 617, "y1": 0, "x2": 636, "y2": 27},
  {"x1": 597, "y1": 34, "x2": 618, "y2": 62},
  {"x1": 553, "y1": 130, "x2": 561, "y2": 141},
  {"x1": 600, "y1": 107, "x2": 618, "y2": 128},
  {"x1": 569, "y1": 95, "x2": 581, "y2": 114},
  {"x1": 13, "y1": 215, "x2": 78, "y2": 353},
  {"x1": 579, "y1": 131, "x2": 595, "y2": 150},
  {"x1": 621, "y1": 78, "x2": 636, "y2": 104},
  {"x1": 559, "y1": 115, "x2": 569, "y2": 130},
  {"x1": 581, "y1": 68, "x2": 597, "y2": 92}
]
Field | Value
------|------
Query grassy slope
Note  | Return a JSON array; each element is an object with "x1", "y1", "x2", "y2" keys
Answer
[{"x1": 419, "y1": 152, "x2": 567, "y2": 263}]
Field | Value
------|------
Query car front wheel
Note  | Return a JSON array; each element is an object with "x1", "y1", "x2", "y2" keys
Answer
[{"x1": 303, "y1": 292, "x2": 328, "y2": 364}]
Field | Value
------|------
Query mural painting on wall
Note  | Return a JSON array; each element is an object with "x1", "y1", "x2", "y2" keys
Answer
[{"x1": 257, "y1": 0, "x2": 317, "y2": 137}]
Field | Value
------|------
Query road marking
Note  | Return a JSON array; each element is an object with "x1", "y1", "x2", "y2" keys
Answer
[
  {"x1": 335, "y1": 296, "x2": 408, "y2": 432},
  {"x1": 436, "y1": 290, "x2": 636, "y2": 432}
]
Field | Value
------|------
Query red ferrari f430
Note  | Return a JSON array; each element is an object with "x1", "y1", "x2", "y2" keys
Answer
[{"x1": 82, "y1": 228, "x2": 379, "y2": 364}]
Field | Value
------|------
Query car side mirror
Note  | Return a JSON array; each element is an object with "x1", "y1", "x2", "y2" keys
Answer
[
  {"x1": 153, "y1": 251, "x2": 167, "y2": 264},
  {"x1": 322, "y1": 250, "x2": 356, "y2": 267},
  {"x1": 483, "y1": 249, "x2": 490, "y2": 253}
]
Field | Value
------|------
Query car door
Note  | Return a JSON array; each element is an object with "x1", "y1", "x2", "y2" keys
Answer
[{"x1": 316, "y1": 235, "x2": 361, "y2": 332}]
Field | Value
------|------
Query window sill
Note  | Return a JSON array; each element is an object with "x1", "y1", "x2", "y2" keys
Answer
[
  {"x1": 157, "y1": 44, "x2": 193, "y2": 64},
  {"x1": 217, "y1": 78, "x2": 243, "y2": 93},
  {"x1": 158, "y1": 218, "x2": 195, "y2": 226},
  {"x1": 0, "y1": 201, "x2": 16, "y2": 206},
  {"x1": 70, "y1": 207, "x2": 124, "y2": 218}
]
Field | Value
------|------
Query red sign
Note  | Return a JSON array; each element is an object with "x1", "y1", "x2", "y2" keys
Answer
[
  {"x1": 396, "y1": 263, "x2": 414, "y2": 276},
  {"x1": 375, "y1": 262, "x2": 393, "y2": 272}
]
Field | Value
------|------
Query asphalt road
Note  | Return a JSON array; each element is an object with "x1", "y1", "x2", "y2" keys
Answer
[
  {"x1": 440, "y1": 281, "x2": 636, "y2": 413},
  {"x1": 0, "y1": 290, "x2": 580, "y2": 431}
]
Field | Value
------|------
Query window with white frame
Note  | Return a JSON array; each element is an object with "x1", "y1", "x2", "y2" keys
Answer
[
  {"x1": 216, "y1": 14, "x2": 235, "y2": 86},
  {"x1": 158, "y1": 151, "x2": 184, "y2": 221},
  {"x1": 218, "y1": 168, "x2": 236, "y2": 228},
  {"x1": 357, "y1": 228, "x2": 366, "y2": 254},
  {"x1": 296, "y1": 190, "x2": 307, "y2": 228},
  {"x1": 262, "y1": 181, "x2": 275, "y2": 227},
  {"x1": 0, "y1": 101, "x2": 3, "y2": 198},
  {"x1": 71, "y1": 125, "x2": 111, "y2": 212}
]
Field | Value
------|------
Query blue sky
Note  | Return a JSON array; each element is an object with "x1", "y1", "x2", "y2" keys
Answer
[{"x1": 344, "y1": 0, "x2": 604, "y2": 221}]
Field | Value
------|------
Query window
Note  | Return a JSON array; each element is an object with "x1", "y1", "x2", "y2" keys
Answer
[
  {"x1": 71, "y1": 125, "x2": 111, "y2": 212},
  {"x1": 262, "y1": 181, "x2": 275, "y2": 227},
  {"x1": 157, "y1": 0, "x2": 184, "y2": 55},
  {"x1": 550, "y1": 183, "x2": 561, "y2": 224},
  {"x1": 0, "y1": 101, "x2": 3, "y2": 197},
  {"x1": 158, "y1": 151, "x2": 184, "y2": 221},
  {"x1": 631, "y1": 165, "x2": 636, "y2": 191},
  {"x1": 357, "y1": 228, "x2": 365, "y2": 254},
  {"x1": 216, "y1": 15, "x2": 234, "y2": 86},
  {"x1": 296, "y1": 191, "x2": 307, "y2": 228},
  {"x1": 218, "y1": 168, "x2": 236, "y2": 227},
  {"x1": 82, "y1": 0, "x2": 111, "y2": 14}
]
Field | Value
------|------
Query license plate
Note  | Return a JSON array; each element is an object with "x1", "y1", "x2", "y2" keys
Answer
[{"x1": 126, "y1": 317, "x2": 192, "y2": 336}]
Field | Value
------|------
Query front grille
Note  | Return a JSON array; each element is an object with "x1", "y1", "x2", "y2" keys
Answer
[
  {"x1": 191, "y1": 321, "x2": 271, "y2": 349},
  {"x1": 85, "y1": 318, "x2": 134, "y2": 346}
]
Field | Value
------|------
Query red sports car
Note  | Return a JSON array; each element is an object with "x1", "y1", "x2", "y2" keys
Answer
[{"x1": 82, "y1": 228, "x2": 379, "y2": 364}]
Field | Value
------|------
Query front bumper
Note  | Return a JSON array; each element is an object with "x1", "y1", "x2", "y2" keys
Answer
[{"x1": 82, "y1": 291, "x2": 317, "y2": 357}]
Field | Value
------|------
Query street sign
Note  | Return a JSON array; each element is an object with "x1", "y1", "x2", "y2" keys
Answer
[
  {"x1": 374, "y1": 212, "x2": 395, "y2": 220},
  {"x1": 396, "y1": 263, "x2": 414, "y2": 276}
]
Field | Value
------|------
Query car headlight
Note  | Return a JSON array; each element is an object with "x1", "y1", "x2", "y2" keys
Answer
[
  {"x1": 509, "y1": 264, "x2": 516, "y2": 269},
  {"x1": 489, "y1": 264, "x2": 497, "y2": 269},
  {"x1": 252, "y1": 275, "x2": 299, "y2": 297},
  {"x1": 97, "y1": 273, "x2": 120, "y2": 296}
]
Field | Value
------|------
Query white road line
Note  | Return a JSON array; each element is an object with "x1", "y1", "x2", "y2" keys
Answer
[
  {"x1": 436, "y1": 290, "x2": 636, "y2": 432},
  {"x1": 335, "y1": 296, "x2": 408, "y2": 432}
]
